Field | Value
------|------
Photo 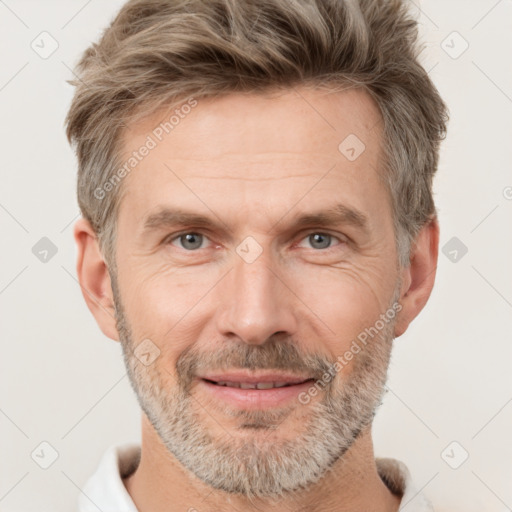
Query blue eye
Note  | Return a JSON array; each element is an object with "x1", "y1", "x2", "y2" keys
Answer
[
  {"x1": 170, "y1": 232, "x2": 208, "y2": 251},
  {"x1": 164, "y1": 231, "x2": 345, "y2": 253},
  {"x1": 298, "y1": 233, "x2": 344, "y2": 250}
]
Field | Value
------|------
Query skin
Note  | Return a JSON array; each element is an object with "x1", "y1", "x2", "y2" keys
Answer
[{"x1": 74, "y1": 86, "x2": 439, "y2": 512}]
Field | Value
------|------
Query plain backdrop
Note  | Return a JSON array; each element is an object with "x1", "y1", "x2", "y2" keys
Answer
[{"x1": 1, "y1": 1, "x2": 511, "y2": 511}]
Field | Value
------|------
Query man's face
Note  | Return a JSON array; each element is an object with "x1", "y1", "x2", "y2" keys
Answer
[{"x1": 112, "y1": 87, "x2": 402, "y2": 498}]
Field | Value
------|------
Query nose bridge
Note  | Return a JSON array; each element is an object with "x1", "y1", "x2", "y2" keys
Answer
[{"x1": 215, "y1": 242, "x2": 297, "y2": 345}]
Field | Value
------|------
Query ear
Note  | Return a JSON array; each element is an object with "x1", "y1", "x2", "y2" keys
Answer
[
  {"x1": 73, "y1": 217, "x2": 119, "y2": 341},
  {"x1": 394, "y1": 216, "x2": 439, "y2": 338}
]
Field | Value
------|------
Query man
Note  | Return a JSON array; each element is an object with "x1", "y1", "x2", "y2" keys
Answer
[{"x1": 66, "y1": 0, "x2": 448, "y2": 510}]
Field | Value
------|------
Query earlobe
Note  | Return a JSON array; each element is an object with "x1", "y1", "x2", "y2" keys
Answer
[
  {"x1": 394, "y1": 216, "x2": 439, "y2": 338},
  {"x1": 73, "y1": 217, "x2": 120, "y2": 341}
]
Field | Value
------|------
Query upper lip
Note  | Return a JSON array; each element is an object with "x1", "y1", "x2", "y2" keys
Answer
[{"x1": 199, "y1": 371, "x2": 313, "y2": 385}]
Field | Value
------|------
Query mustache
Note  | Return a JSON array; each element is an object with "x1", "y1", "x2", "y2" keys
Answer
[{"x1": 176, "y1": 336, "x2": 335, "y2": 387}]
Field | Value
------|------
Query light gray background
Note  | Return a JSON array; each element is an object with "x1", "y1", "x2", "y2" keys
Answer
[{"x1": 1, "y1": 1, "x2": 511, "y2": 510}]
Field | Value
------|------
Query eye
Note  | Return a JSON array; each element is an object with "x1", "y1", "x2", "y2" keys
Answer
[
  {"x1": 164, "y1": 231, "x2": 346, "y2": 253},
  {"x1": 168, "y1": 232, "x2": 210, "y2": 251},
  {"x1": 297, "y1": 232, "x2": 345, "y2": 251}
]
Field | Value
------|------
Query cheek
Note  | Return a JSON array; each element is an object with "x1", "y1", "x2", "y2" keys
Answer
[
  {"x1": 120, "y1": 263, "x2": 219, "y2": 349},
  {"x1": 119, "y1": 250, "x2": 396, "y2": 367},
  {"x1": 292, "y1": 264, "x2": 393, "y2": 353}
]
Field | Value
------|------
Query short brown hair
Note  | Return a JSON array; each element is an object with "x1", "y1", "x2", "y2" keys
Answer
[{"x1": 65, "y1": 0, "x2": 449, "y2": 271}]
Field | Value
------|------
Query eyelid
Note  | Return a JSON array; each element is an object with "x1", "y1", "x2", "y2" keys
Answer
[
  {"x1": 164, "y1": 230, "x2": 213, "y2": 248},
  {"x1": 164, "y1": 229, "x2": 348, "y2": 251},
  {"x1": 293, "y1": 231, "x2": 348, "y2": 250}
]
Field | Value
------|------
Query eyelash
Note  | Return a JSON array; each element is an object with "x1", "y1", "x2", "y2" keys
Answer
[{"x1": 163, "y1": 230, "x2": 347, "y2": 252}]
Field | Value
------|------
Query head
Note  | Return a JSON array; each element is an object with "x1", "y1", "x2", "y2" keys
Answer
[{"x1": 68, "y1": 0, "x2": 448, "y2": 500}]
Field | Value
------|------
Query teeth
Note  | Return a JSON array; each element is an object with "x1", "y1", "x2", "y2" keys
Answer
[
  {"x1": 216, "y1": 381, "x2": 234, "y2": 387},
  {"x1": 256, "y1": 382, "x2": 274, "y2": 389},
  {"x1": 213, "y1": 381, "x2": 296, "y2": 389}
]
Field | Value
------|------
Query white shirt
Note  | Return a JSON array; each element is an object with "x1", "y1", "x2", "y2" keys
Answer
[{"x1": 77, "y1": 443, "x2": 435, "y2": 511}]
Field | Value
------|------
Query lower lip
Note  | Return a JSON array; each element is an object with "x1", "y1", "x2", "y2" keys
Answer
[{"x1": 198, "y1": 379, "x2": 315, "y2": 409}]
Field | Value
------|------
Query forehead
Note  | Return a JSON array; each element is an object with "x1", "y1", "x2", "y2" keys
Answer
[
  {"x1": 120, "y1": 86, "x2": 383, "y2": 164},
  {"x1": 116, "y1": 86, "x2": 387, "y2": 231}
]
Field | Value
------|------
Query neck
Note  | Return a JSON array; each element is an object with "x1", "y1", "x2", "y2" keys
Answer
[{"x1": 123, "y1": 414, "x2": 401, "y2": 512}]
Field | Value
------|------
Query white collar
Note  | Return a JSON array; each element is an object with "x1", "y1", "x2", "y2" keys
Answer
[
  {"x1": 375, "y1": 457, "x2": 435, "y2": 511},
  {"x1": 78, "y1": 443, "x2": 140, "y2": 512}
]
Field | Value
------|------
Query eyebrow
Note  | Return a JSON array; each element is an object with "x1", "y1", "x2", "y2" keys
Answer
[{"x1": 141, "y1": 203, "x2": 370, "y2": 237}]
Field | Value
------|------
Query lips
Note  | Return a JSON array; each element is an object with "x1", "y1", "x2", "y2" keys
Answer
[{"x1": 198, "y1": 373, "x2": 316, "y2": 409}]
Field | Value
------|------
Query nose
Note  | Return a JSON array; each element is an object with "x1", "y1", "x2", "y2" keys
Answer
[{"x1": 214, "y1": 248, "x2": 298, "y2": 345}]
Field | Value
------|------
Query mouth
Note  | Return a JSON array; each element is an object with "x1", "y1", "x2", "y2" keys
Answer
[{"x1": 197, "y1": 372, "x2": 316, "y2": 409}]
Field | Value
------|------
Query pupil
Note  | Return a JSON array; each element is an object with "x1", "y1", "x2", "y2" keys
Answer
[
  {"x1": 311, "y1": 233, "x2": 330, "y2": 249},
  {"x1": 182, "y1": 233, "x2": 202, "y2": 250}
]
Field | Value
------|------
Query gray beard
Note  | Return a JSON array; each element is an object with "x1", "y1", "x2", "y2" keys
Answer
[{"x1": 112, "y1": 275, "x2": 399, "y2": 500}]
